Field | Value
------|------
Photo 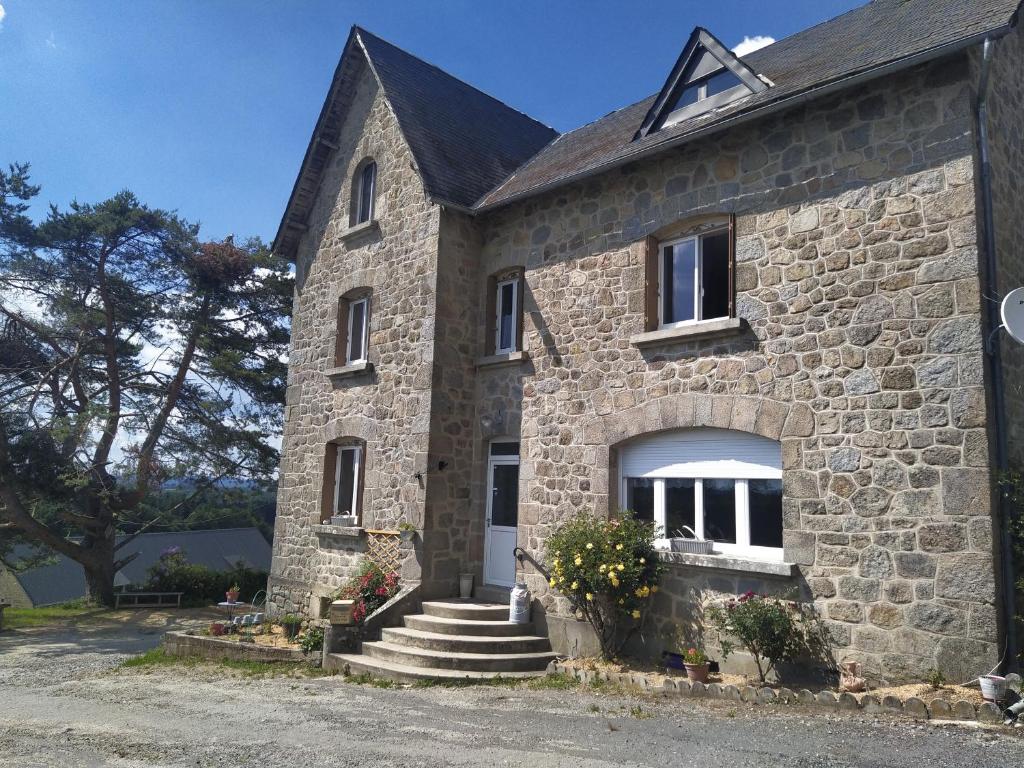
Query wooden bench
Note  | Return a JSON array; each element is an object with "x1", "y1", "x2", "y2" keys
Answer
[
  {"x1": 0, "y1": 600, "x2": 10, "y2": 631},
  {"x1": 114, "y1": 592, "x2": 183, "y2": 609}
]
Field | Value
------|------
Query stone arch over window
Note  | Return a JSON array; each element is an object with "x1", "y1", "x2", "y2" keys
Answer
[
  {"x1": 581, "y1": 394, "x2": 811, "y2": 515},
  {"x1": 484, "y1": 266, "x2": 525, "y2": 356},
  {"x1": 350, "y1": 157, "x2": 377, "y2": 226}
]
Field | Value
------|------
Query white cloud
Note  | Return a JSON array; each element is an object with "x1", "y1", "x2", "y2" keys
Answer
[
  {"x1": 0, "y1": 4, "x2": 7, "y2": 25},
  {"x1": 46, "y1": 32, "x2": 57, "y2": 50},
  {"x1": 733, "y1": 35, "x2": 775, "y2": 57}
]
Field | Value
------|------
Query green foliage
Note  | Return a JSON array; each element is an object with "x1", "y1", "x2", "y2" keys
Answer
[
  {"x1": 926, "y1": 668, "x2": 947, "y2": 690},
  {"x1": 2, "y1": 603, "x2": 110, "y2": 629},
  {"x1": 544, "y1": 513, "x2": 664, "y2": 659},
  {"x1": 705, "y1": 591, "x2": 829, "y2": 684},
  {"x1": 300, "y1": 626, "x2": 324, "y2": 655},
  {"x1": 0, "y1": 164, "x2": 291, "y2": 605},
  {"x1": 682, "y1": 647, "x2": 707, "y2": 665},
  {"x1": 336, "y1": 560, "x2": 400, "y2": 624},
  {"x1": 143, "y1": 548, "x2": 266, "y2": 606}
]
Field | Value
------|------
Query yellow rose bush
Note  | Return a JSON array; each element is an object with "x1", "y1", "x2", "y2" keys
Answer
[{"x1": 544, "y1": 514, "x2": 664, "y2": 659}]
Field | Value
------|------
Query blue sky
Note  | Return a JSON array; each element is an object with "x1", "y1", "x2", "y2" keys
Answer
[{"x1": 0, "y1": 1, "x2": 862, "y2": 243}]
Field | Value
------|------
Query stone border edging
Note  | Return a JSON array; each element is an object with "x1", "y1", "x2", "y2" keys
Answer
[
  {"x1": 547, "y1": 661, "x2": 1003, "y2": 725},
  {"x1": 164, "y1": 630, "x2": 313, "y2": 665}
]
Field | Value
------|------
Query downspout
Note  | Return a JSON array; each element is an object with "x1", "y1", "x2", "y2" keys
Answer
[{"x1": 975, "y1": 36, "x2": 1018, "y2": 671}]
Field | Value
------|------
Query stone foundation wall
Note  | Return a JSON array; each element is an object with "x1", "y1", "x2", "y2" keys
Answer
[
  {"x1": 476, "y1": 55, "x2": 1000, "y2": 683},
  {"x1": 269, "y1": 55, "x2": 437, "y2": 612}
]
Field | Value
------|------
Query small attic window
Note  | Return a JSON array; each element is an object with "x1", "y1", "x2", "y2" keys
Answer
[{"x1": 664, "y1": 68, "x2": 746, "y2": 126}]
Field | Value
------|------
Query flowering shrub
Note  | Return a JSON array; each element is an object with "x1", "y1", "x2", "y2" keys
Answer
[
  {"x1": 705, "y1": 591, "x2": 828, "y2": 683},
  {"x1": 682, "y1": 647, "x2": 707, "y2": 665},
  {"x1": 337, "y1": 561, "x2": 400, "y2": 625},
  {"x1": 544, "y1": 514, "x2": 664, "y2": 659}
]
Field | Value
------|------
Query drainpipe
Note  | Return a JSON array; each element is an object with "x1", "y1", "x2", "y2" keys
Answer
[{"x1": 975, "y1": 36, "x2": 1018, "y2": 671}]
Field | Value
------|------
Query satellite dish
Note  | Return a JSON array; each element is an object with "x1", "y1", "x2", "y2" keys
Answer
[{"x1": 1001, "y1": 287, "x2": 1024, "y2": 345}]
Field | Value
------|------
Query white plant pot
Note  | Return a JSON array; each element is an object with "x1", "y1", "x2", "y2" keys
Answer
[{"x1": 459, "y1": 573, "x2": 474, "y2": 600}]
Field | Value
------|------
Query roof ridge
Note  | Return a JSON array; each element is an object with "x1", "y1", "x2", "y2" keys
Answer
[{"x1": 353, "y1": 26, "x2": 557, "y2": 135}]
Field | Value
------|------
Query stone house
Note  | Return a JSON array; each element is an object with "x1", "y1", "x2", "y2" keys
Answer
[{"x1": 268, "y1": 0, "x2": 1024, "y2": 684}]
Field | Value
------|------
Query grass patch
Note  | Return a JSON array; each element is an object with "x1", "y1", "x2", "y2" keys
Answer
[
  {"x1": 629, "y1": 704, "x2": 654, "y2": 719},
  {"x1": 3, "y1": 603, "x2": 111, "y2": 630},
  {"x1": 526, "y1": 673, "x2": 579, "y2": 691},
  {"x1": 120, "y1": 648, "x2": 326, "y2": 677},
  {"x1": 345, "y1": 672, "x2": 399, "y2": 689}
]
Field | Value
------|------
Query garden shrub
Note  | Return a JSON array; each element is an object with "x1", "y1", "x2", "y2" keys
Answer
[
  {"x1": 336, "y1": 560, "x2": 400, "y2": 624},
  {"x1": 543, "y1": 514, "x2": 664, "y2": 659},
  {"x1": 144, "y1": 547, "x2": 267, "y2": 606},
  {"x1": 705, "y1": 590, "x2": 830, "y2": 683}
]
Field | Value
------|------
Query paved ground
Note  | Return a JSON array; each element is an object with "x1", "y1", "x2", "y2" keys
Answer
[{"x1": 1, "y1": 617, "x2": 1023, "y2": 767}]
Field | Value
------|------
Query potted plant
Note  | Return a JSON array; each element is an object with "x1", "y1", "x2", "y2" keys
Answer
[
  {"x1": 398, "y1": 522, "x2": 416, "y2": 542},
  {"x1": 225, "y1": 584, "x2": 240, "y2": 603},
  {"x1": 279, "y1": 613, "x2": 303, "y2": 640},
  {"x1": 682, "y1": 647, "x2": 710, "y2": 683},
  {"x1": 209, "y1": 621, "x2": 226, "y2": 636}
]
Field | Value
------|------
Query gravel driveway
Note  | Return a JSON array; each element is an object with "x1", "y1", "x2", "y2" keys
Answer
[{"x1": 1, "y1": 619, "x2": 1022, "y2": 767}]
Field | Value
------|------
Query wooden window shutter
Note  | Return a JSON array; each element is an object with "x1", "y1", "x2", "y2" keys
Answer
[
  {"x1": 356, "y1": 442, "x2": 366, "y2": 526},
  {"x1": 334, "y1": 297, "x2": 350, "y2": 366},
  {"x1": 320, "y1": 443, "x2": 339, "y2": 522},
  {"x1": 643, "y1": 235, "x2": 660, "y2": 332},
  {"x1": 484, "y1": 274, "x2": 498, "y2": 356},
  {"x1": 727, "y1": 214, "x2": 736, "y2": 318},
  {"x1": 515, "y1": 270, "x2": 526, "y2": 353}
]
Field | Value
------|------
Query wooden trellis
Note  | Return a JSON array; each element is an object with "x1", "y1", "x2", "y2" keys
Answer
[{"x1": 365, "y1": 529, "x2": 401, "y2": 575}]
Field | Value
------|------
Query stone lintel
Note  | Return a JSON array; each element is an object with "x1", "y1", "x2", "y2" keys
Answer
[
  {"x1": 658, "y1": 549, "x2": 796, "y2": 578},
  {"x1": 630, "y1": 317, "x2": 746, "y2": 347}
]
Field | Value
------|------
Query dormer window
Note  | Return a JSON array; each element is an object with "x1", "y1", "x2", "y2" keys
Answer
[{"x1": 635, "y1": 27, "x2": 769, "y2": 140}]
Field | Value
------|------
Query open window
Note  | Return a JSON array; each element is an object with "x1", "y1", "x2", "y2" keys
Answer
[
  {"x1": 321, "y1": 441, "x2": 365, "y2": 524},
  {"x1": 334, "y1": 291, "x2": 370, "y2": 367},
  {"x1": 485, "y1": 269, "x2": 524, "y2": 356},
  {"x1": 351, "y1": 159, "x2": 376, "y2": 226},
  {"x1": 644, "y1": 216, "x2": 734, "y2": 332},
  {"x1": 619, "y1": 428, "x2": 783, "y2": 561}
]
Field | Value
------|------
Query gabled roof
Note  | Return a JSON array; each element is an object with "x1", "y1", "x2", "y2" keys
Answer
[
  {"x1": 273, "y1": 26, "x2": 556, "y2": 258},
  {"x1": 3, "y1": 528, "x2": 271, "y2": 606},
  {"x1": 635, "y1": 27, "x2": 768, "y2": 140},
  {"x1": 477, "y1": 0, "x2": 1022, "y2": 209}
]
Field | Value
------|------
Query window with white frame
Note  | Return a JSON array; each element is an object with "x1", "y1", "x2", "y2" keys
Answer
[
  {"x1": 347, "y1": 297, "x2": 369, "y2": 364},
  {"x1": 495, "y1": 277, "x2": 519, "y2": 354},
  {"x1": 659, "y1": 228, "x2": 730, "y2": 328},
  {"x1": 354, "y1": 160, "x2": 376, "y2": 225},
  {"x1": 619, "y1": 428, "x2": 784, "y2": 560},
  {"x1": 333, "y1": 445, "x2": 362, "y2": 519}
]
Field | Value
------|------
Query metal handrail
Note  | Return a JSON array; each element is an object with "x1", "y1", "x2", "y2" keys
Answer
[{"x1": 513, "y1": 546, "x2": 552, "y2": 583}]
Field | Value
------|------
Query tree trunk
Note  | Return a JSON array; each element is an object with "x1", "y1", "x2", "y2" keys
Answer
[{"x1": 81, "y1": 543, "x2": 117, "y2": 608}]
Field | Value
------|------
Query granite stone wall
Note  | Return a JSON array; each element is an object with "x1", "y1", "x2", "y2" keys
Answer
[
  {"x1": 269, "y1": 56, "x2": 437, "y2": 613},
  {"x1": 475, "y1": 55, "x2": 1000, "y2": 683}
]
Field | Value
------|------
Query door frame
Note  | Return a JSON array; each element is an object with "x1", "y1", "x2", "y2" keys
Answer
[{"x1": 483, "y1": 439, "x2": 520, "y2": 588}]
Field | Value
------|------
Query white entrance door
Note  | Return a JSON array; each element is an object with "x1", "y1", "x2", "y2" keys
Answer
[{"x1": 484, "y1": 441, "x2": 520, "y2": 587}]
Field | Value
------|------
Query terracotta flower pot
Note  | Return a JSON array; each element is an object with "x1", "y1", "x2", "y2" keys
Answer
[
  {"x1": 225, "y1": 590, "x2": 240, "y2": 604},
  {"x1": 209, "y1": 622, "x2": 226, "y2": 636},
  {"x1": 684, "y1": 662, "x2": 709, "y2": 683}
]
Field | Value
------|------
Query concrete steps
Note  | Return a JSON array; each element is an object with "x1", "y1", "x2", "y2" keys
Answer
[{"x1": 327, "y1": 599, "x2": 555, "y2": 683}]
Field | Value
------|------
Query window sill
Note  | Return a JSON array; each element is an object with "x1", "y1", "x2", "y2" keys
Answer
[
  {"x1": 631, "y1": 317, "x2": 746, "y2": 347},
  {"x1": 657, "y1": 549, "x2": 794, "y2": 578},
  {"x1": 475, "y1": 350, "x2": 526, "y2": 369},
  {"x1": 326, "y1": 361, "x2": 373, "y2": 380},
  {"x1": 313, "y1": 523, "x2": 364, "y2": 539},
  {"x1": 339, "y1": 219, "x2": 380, "y2": 244}
]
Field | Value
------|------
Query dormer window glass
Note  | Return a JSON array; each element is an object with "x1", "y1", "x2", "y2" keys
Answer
[
  {"x1": 355, "y1": 161, "x2": 376, "y2": 224},
  {"x1": 665, "y1": 68, "x2": 746, "y2": 124}
]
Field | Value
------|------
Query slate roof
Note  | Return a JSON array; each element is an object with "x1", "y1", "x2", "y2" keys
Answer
[
  {"x1": 477, "y1": 0, "x2": 1023, "y2": 208},
  {"x1": 2, "y1": 528, "x2": 271, "y2": 607},
  {"x1": 275, "y1": 0, "x2": 1021, "y2": 253},
  {"x1": 357, "y1": 28, "x2": 558, "y2": 210}
]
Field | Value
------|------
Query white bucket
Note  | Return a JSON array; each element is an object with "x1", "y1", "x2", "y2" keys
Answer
[
  {"x1": 459, "y1": 573, "x2": 474, "y2": 600},
  {"x1": 980, "y1": 674, "x2": 1008, "y2": 702}
]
